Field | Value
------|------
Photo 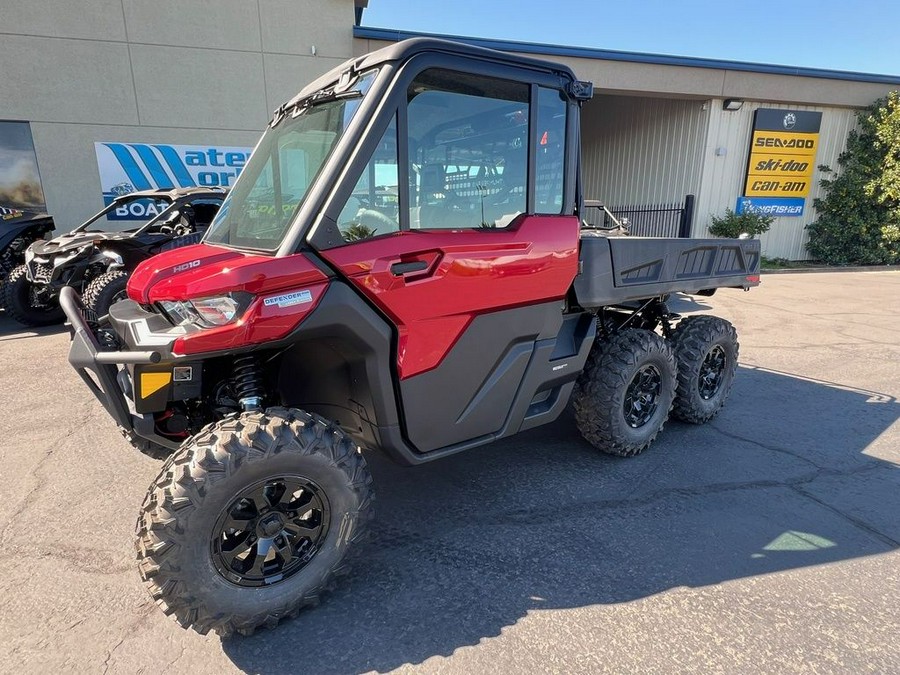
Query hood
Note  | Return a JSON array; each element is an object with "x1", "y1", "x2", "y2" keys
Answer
[
  {"x1": 1, "y1": 210, "x2": 53, "y2": 230},
  {"x1": 29, "y1": 230, "x2": 129, "y2": 257},
  {"x1": 126, "y1": 243, "x2": 248, "y2": 303},
  {"x1": 126, "y1": 242, "x2": 328, "y2": 305},
  {"x1": 0, "y1": 210, "x2": 55, "y2": 248}
]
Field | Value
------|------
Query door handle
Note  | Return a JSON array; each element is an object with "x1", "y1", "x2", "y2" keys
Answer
[{"x1": 390, "y1": 260, "x2": 429, "y2": 276}]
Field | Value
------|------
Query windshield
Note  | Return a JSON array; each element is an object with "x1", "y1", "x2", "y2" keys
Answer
[
  {"x1": 77, "y1": 198, "x2": 171, "y2": 232},
  {"x1": 205, "y1": 71, "x2": 377, "y2": 250}
]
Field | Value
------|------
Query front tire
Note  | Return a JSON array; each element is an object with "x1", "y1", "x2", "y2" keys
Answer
[
  {"x1": 670, "y1": 316, "x2": 739, "y2": 424},
  {"x1": 1, "y1": 264, "x2": 65, "y2": 326},
  {"x1": 573, "y1": 328, "x2": 677, "y2": 457},
  {"x1": 135, "y1": 408, "x2": 374, "y2": 636},
  {"x1": 83, "y1": 269, "x2": 129, "y2": 317}
]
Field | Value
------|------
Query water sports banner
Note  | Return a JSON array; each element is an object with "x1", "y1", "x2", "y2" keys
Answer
[
  {"x1": 738, "y1": 108, "x2": 822, "y2": 217},
  {"x1": 95, "y1": 142, "x2": 252, "y2": 219}
]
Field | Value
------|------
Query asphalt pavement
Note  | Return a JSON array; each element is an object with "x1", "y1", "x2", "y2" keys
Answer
[{"x1": 1, "y1": 271, "x2": 898, "y2": 674}]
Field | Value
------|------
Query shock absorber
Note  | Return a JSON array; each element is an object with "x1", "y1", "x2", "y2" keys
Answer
[{"x1": 232, "y1": 355, "x2": 264, "y2": 412}]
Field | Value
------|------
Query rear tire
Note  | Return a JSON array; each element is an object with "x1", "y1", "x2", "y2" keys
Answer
[
  {"x1": 670, "y1": 315, "x2": 739, "y2": 424},
  {"x1": 135, "y1": 407, "x2": 374, "y2": 636},
  {"x1": 83, "y1": 270, "x2": 129, "y2": 317},
  {"x1": 573, "y1": 328, "x2": 677, "y2": 457},
  {"x1": 1, "y1": 264, "x2": 65, "y2": 326}
]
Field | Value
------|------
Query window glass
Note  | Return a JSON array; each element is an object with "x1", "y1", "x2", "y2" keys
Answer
[
  {"x1": 205, "y1": 70, "x2": 377, "y2": 250},
  {"x1": 535, "y1": 87, "x2": 567, "y2": 214},
  {"x1": 407, "y1": 69, "x2": 529, "y2": 230},
  {"x1": 336, "y1": 116, "x2": 399, "y2": 242}
]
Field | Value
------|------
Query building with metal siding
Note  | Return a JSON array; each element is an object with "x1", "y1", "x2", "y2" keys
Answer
[
  {"x1": 581, "y1": 95, "x2": 708, "y2": 210},
  {"x1": 2, "y1": 2, "x2": 898, "y2": 261}
]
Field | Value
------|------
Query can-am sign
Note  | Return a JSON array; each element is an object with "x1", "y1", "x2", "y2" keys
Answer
[{"x1": 94, "y1": 142, "x2": 252, "y2": 219}]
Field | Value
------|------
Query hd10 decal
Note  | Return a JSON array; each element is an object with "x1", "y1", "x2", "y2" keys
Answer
[
  {"x1": 736, "y1": 108, "x2": 822, "y2": 218},
  {"x1": 95, "y1": 142, "x2": 252, "y2": 219}
]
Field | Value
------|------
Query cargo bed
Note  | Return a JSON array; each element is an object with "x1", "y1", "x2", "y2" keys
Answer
[{"x1": 574, "y1": 233, "x2": 761, "y2": 308}]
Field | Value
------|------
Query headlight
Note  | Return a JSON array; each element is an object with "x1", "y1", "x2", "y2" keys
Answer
[{"x1": 160, "y1": 292, "x2": 251, "y2": 328}]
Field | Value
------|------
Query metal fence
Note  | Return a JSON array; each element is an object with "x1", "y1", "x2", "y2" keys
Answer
[{"x1": 609, "y1": 194, "x2": 695, "y2": 238}]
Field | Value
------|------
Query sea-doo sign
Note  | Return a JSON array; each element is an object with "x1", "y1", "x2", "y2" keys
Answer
[
  {"x1": 740, "y1": 109, "x2": 822, "y2": 216},
  {"x1": 95, "y1": 142, "x2": 252, "y2": 219}
]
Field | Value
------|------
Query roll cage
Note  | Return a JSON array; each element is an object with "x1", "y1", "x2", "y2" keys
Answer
[{"x1": 263, "y1": 38, "x2": 587, "y2": 256}]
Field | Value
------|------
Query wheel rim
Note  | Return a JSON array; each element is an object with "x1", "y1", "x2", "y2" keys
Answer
[
  {"x1": 623, "y1": 364, "x2": 662, "y2": 428},
  {"x1": 698, "y1": 345, "x2": 727, "y2": 400},
  {"x1": 211, "y1": 475, "x2": 330, "y2": 587},
  {"x1": 26, "y1": 283, "x2": 55, "y2": 310}
]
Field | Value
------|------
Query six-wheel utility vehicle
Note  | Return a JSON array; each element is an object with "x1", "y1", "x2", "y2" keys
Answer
[
  {"x1": 60, "y1": 38, "x2": 760, "y2": 636},
  {"x1": 0, "y1": 208, "x2": 55, "y2": 291},
  {"x1": 3, "y1": 188, "x2": 225, "y2": 326}
]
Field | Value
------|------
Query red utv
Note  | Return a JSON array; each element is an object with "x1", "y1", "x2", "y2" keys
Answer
[{"x1": 60, "y1": 38, "x2": 759, "y2": 636}]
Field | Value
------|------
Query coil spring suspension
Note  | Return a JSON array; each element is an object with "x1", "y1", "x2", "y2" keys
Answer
[{"x1": 233, "y1": 355, "x2": 264, "y2": 411}]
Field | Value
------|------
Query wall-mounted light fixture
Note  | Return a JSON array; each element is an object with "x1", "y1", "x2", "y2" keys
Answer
[{"x1": 723, "y1": 99, "x2": 744, "y2": 111}]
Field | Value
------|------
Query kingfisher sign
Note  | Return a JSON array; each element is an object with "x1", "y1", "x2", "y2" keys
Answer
[
  {"x1": 95, "y1": 142, "x2": 252, "y2": 219},
  {"x1": 738, "y1": 108, "x2": 822, "y2": 217}
]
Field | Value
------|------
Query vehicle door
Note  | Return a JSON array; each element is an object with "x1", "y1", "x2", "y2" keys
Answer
[{"x1": 318, "y1": 59, "x2": 580, "y2": 452}]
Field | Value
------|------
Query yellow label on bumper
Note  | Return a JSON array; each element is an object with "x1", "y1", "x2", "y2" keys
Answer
[{"x1": 140, "y1": 371, "x2": 171, "y2": 398}]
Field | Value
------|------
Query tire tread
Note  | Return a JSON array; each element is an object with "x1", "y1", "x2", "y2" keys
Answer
[
  {"x1": 573, "y1": 328, "x2": 677, "y2": 457},
  {"x1": 670, "y1": 315, "x2": 739, "y2": 424},
  {"x1": 134, "y1": 407, "x2": 374, "y2": 637}
]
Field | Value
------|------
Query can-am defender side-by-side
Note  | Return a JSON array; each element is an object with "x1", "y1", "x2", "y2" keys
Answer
[
  {"x1": 61, "y1": 39, "x2": 760, "y2": 636},
  {"x1": 0, "y1": 208, "x2": 55, "y2": 290},
  {"x1": 3, "y1": 188, "x2": 225, "y2": 326}
]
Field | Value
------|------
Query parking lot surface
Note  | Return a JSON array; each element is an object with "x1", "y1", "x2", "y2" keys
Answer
[{"x1": 1, "y1": 271, "x2": 898, "y2": 674}]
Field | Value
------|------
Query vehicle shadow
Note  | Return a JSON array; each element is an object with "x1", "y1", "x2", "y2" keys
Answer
[
  {"x1": 0, "y1": 315, "x2": 67, "y2": 340},
  {"x1": 223, "y1": 365, "x2": 899, "y2": 674}
]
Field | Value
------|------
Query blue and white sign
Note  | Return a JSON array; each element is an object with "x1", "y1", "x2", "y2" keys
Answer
[
  {"x1": 735, "y1": 196, "x2": 805, "y2": 217},
  {"x1": 94, "y1": 142, "x2": 252, "y2": 219}
]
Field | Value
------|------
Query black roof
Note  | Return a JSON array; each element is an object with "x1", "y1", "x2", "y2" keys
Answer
[
  {"x1": 285, "y1": 37, "x2": 578, "y2": 111},
  {"x1": 112, "y1": 187, "x2": 228, "y2": 203}
]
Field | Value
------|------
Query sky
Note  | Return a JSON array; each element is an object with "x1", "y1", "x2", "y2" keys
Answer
[{"x1": 363, "y1": 0, "x2": 900, "y2": 77}]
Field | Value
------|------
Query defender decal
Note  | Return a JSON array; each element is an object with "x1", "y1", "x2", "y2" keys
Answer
[{"x1": 264, "y1": 290, "x2": 313, "y2": 308}]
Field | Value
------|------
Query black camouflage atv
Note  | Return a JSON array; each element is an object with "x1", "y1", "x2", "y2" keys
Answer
[
  {"x1": 2, "y1": 188, "x2": 226, "y2": 326},
  {"x1": 0, "y1": 208, "x2": 56, "y2": 292}
]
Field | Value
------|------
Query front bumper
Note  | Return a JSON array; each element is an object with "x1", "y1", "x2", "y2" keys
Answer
[{"x1": 60, "y1": 287, "x2": 180, "y2": 449}]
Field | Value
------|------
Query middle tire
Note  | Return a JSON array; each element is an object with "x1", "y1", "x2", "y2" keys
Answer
[
  {"x1": 134, "y1": 407, "x2": 375, "y2": 636},
  {"x1": 573, "y1": 328, "x2": 677, "y2": 457},
  {"x1": 83, "y1": 269, "x2": 129, "y2": 317}
]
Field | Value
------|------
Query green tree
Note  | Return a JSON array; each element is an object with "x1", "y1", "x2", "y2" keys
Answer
[
  {"x1": 708, "y1": 208, "x2": 773, "y2": 239},
  {"x1": 807, "y1": 92, "x2": 900, "y2": 265}
]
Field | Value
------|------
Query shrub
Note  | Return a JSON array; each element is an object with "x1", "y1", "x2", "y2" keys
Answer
[
  {"x1": 806, "y1": 92, "x2": 900, "y2": 265},
  {"x1": 708, "y1": 208, "x2": 774, "y2": 239}
]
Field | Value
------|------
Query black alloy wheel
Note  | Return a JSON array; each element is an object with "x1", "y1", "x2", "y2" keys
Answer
[
  {"x1": 669, "y1": 315, "x2": 739, "y2": 424},
  {"x1": 623, "y1": 364, "x2": 662, "y2": 428},
  {"x1": 135, "y1": 407, "x2": 375, "y2": 636},
  {"x1": 572, "y1": 328, "x2": 677, "y2": 457},
  {"x1": 212, "y1": 476, "x2": 330, "y2": 587},
  {"x1": 697, "y1": 344, "x2": 727, "y2": 400}
]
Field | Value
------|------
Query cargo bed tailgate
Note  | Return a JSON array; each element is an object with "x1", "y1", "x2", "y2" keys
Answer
[{"x1": 574, "y1": 235, "x2": 761, "y2": 308}]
